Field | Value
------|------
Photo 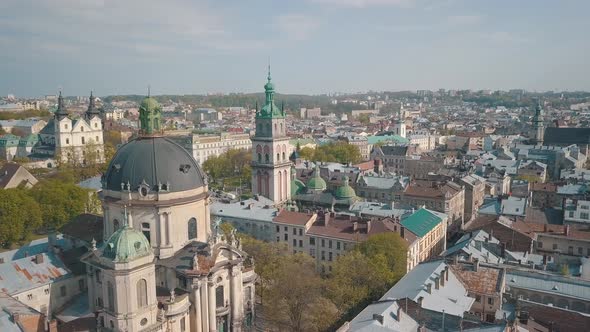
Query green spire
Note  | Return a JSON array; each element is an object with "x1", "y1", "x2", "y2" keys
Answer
[
  {"x1": 139, "y1": 94, "x2": 162, "y2": 135},
  {"x1": 258, "y1": 64, "x2": 285, "y2": 119}
]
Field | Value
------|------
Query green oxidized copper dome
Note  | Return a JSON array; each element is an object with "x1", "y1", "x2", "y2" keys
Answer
[
  {"x1": 306, "y1": 165, "x2": 327, "y2": 191},
  {"x1": 257, "y1": 66, "x2": 284, "y2": 119},
  {"x1": 335, "y1": 176, "x2": 356, "y2": 199},
  {"x1": 102, "y1": 226, "x2": 152, "y2": 262}
]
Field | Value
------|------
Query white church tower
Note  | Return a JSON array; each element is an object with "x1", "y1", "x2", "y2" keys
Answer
[{"x1": 251, "y1": 67, "x2": 291, "y2": 205}]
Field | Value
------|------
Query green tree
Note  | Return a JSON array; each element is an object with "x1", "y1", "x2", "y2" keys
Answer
[
  {"x1": 299, "y1": 146, "x2": 315, "y2": 161},
  {"x1": 0, "y1": 189, "x2": 42, "y2": 247},
  {"x1": 358, "y1": 114, "x2": 370, "y2": 125},
  {"x1": 29, "y1": 179, "x2": 90, "y2": 229},
  {"x1": 265, "y1": 253, "x2": 337, "y2": 332}
]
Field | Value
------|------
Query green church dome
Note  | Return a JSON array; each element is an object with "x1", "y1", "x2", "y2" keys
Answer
[
  {"x1": 335, "y1": 176, "x2": 356, "y2": 199},
  {"x1": 102, "y1": 226, "x2": 152, "y2": 263},
  {"x1": 306, "y1": 165, "x2": 327, "y2": 191}
]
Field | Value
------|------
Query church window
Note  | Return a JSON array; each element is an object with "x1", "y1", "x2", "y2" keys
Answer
[
  {"x1": 282, "y1": 152, "x2": 286, "y2": 160},
  {"x1": 94, "y1": 123, "x2": 98, "y2": 128},
  {"x1": 280, "y1": 123, "x2": 283, "y2": 133},
  {"x1": 64, "y1": 124, "x2": 68, "y2": 129},
  {"x1": 257, "y1": 153, "x2": 261, "y2": 163},
  {"x1": 216, "y1": 286, "x2": 224, "y2": 308},
  {"x1": 265, "y1": 154, "x2": 269, "y2": 163},
  {"x1": 81, "y1": 127, "x2": 84, "y2": 132},
  {"x1": 113, "y1": 219, "x2": 120, "y2": 231},
  {"x1": 110, "y1": 321, "x2": 114, "y2": 329},
  {"x1": 107, "y1": 282, "x2": 115, "y2": 311},
  {"x1": 137, "y1": 279, "x2": 148, "y2": 308},
  {"x1": 276, "y1": 153, "x2": 279, "y2": 161},
  {"x1": 141, "y1": 318, "x2": 148, "y2": 326},
  {"x1": 65, "y1": 138, "x2": 69, "y2": 145},
  {"x1": 96, "y1": 136, "x2": 99, "y2": 142},
  {"x1": 81, "y1": 137, "x2": 85, "y2": 144},
  {"x1": 188, "y1": 218, "x2": 197, "y2": 240}
]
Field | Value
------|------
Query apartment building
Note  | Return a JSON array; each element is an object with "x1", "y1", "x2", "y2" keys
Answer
[
  {"x1": 459, "y1": 174, "x2": 486, "y2": 222},
  {"x1": 169, "y1": 132, "x2": 251, "y2": 164},
  {"x1": 402, "y1": 180, "x2": 465, "y2": 228},
  {"x1": 273, "y1": 210, "x2": 398, "y2": 273}
]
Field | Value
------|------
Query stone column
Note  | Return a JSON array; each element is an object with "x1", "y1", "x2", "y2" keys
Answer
[
  {"x1": 165, "y1": 212, "x2": 171, "y2": 245},
  {"x1": 192, "y1": 283, "x2": 202, "y2": 332},
  {"x1": 158, "y1": 212, "x2": 166, "y2": 248},
  {"x1": 200, "y1": 280, "x2": 209, "y2": 332},
  {"x1": 208, "y1": 279, "x2": 216, "y2": 332},
  {"x1": 230, "y1": 266, "x2": 243, "y2": 332}
]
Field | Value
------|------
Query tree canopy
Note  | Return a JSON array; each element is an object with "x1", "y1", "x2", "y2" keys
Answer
[
  {"x1": 0, "y1": 189, "x2": 42, "y2": 247},
  {"x1": 299, "y1": 142, "x2": 361, "y2": 164},
  {"x1": 202, "y1": 149, "x2": 251, "y2": 190}
]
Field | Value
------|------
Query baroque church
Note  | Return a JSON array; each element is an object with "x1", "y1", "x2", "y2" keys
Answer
[
  {"x1": 81, "y1": 96, "x2": 256, "y2": 332},
  {"x1": 35, "y1": 92, "x2": 105, "y2": 166}
]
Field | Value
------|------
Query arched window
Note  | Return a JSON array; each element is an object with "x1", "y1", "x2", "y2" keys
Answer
[
  {"x1": 276, "y1": 153, "x2": 280, "y2": 161},
  {"x1": 257, "y1": 153, "x2": 261, "y2": 163},
  {"x1": 282, "y1": 152, "x2": 286, "y2": 160},
  {"x1": 280, "y1": 123, "x2": 283, "y2": 133},
  {"x1": 81, "y1": 127, "x2": 84, "y2": 132},
  {"x1": 107, "y1": 282, "x2": 115, "y2": 311},
  {"x1": 137, "y1": 279, "x2": 148, "y2": 308},
  {"x1": 81, "y1": 137, "x2": 85, "y2": 144},
  {"x1": 113, "y1": 219, "x2": 120, "y2": 231},
  {"x1": 274, "y1": 123, "x2": 277, "y2": 132},
  {"x1": 265, "y1": 154, "x2": 269, "y2": 163},
  {"x1": 188, "y1": 218, "x2": 197, "y2": 240},
  {"x1": 65, "y1": 138, "x2": 69, "y2": 145}
]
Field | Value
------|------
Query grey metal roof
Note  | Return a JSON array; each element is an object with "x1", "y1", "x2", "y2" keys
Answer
[
  {"x1": 345, "y1": 300, "x2": 419, "y2": 332},
  {"x1": 103, "y1": 136, "x2": 206, "y2": 192},
  {"x1": 211, "y1": 197, "x2": 277, "y2": 222},
  {"x1": 0, "y1": 252, "x2": 71, "y2": 294},
  {"x1": 379, "y1": 260, "x2": 474, "y2": 317},
  {"x1": 0, "y1": 235, "x2": 69, "y2": 262},
  {"x1": 506, "y1": 270, "x2": 590, "y2": 301},
  {"x1": 349, "y1": 202, "x2": 410, "y2": 218},
  {"x1": 358, "y1": 175, "x2": 409, "y2": 190}
]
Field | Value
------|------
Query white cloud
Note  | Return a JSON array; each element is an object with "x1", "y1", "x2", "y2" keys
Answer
[
  {"x1": 274, "y1": 14, "x2": 320, "y2": 41},
  {"x1": 310, "y1": 0, "x2": 414, "y2": 8}
]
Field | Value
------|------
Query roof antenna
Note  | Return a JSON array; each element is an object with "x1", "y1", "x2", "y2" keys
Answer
[{"x1": 148, "y1": 85, "x2": 151, "y2": 97}]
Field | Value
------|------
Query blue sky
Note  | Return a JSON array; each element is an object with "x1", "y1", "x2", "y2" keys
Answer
[{"x1": 1, "y1": 0, "x2": 589, "y2": 97}]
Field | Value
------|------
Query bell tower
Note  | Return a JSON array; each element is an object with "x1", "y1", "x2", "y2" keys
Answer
[
  {"x1": 533, "y1": 100, "x2": 545, "y2": 145},
  {"x1": 251, "y1": 66, "x2": 291, "y2": 204}
]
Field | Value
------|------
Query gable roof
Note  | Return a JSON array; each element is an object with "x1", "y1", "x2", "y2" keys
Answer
[{"x1": 400, "y1": 208, "x2": 444, "y2": 237}]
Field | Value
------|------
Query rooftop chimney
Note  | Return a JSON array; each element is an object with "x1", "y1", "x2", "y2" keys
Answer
[
  {"x1": 565, "y1": 225, "x2": 570, "y2": 236},
  {"x1": 417, "y1": 296, "x2": 424, "y2": 307},
  {"x1": 352, "y1": 222, "x2": 358, "y2": 232},
  {"x1": 396, "y1": 305, "x2": 402, "y2": 322},
  {"x1": 426, "y1": 283, "x2": 432, "y2": 294},
  {"x1": 367, "y1": 220, "x2": 372, "y2": 233},
  {"x1": 34, "y1": 253, "x2": 44, "y2": 264},
  {"x1": 434, "y1": 277, "x2": 440, "y2": 290},
  {"x1": 372, "y1": 314, "x2": 384, "y2": 325},
  {"x1": 440, "y1": 270, "x2": 446, "y2": 287},
  {"x1": 400, "y1": 226, "x2": 405, "y2": 239},
  {"x1": 474, "y1": 259, "x2": 480, "y2": 272},
  {"x1": 444, "y1": 266, "x2": 449, "y2": 281}
]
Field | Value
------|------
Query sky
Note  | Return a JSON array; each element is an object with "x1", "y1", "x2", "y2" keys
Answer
[{"x1": 1, "y1": 0, "x2": 589, "y2": 97}]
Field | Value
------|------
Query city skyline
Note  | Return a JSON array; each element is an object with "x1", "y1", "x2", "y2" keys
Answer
[{"x1": 1, "y1": 0, "x2": 589, "y2": 97}]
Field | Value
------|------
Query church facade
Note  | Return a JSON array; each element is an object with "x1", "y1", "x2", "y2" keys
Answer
[
  {"x1": 35, "y1": 92, "x2": 105, "y2": 166},
  {"x1": 82, "y1": 96, "x2": 255, "y2": 332}
]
